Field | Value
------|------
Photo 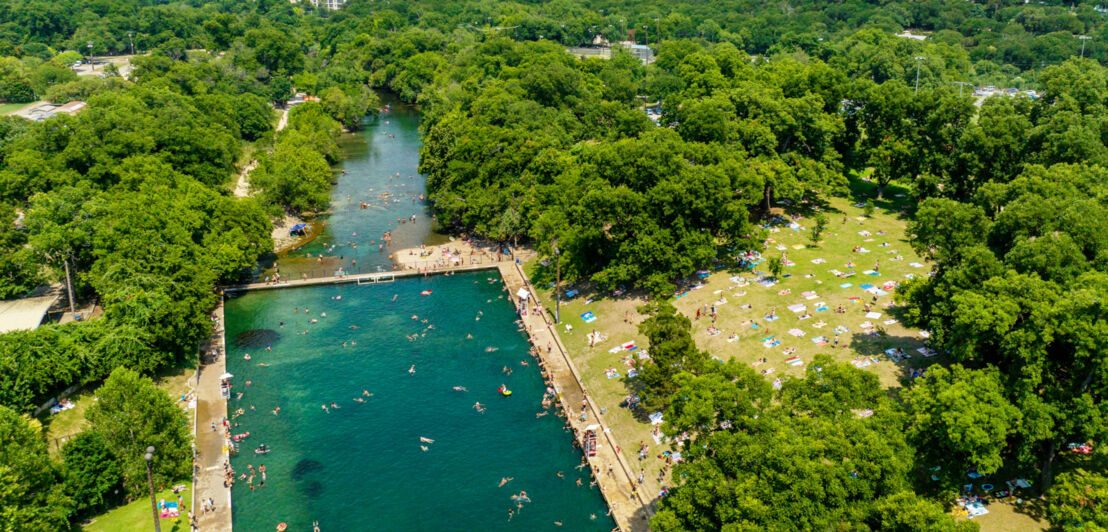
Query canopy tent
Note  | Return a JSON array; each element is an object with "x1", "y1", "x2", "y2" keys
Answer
[
  {"x1": 0, "y1": 295, "x2": 58, "y2": 334},
  {"x1": 516, "y1": 288, "x2": 530, "y2": 300},
  {"x1": 289, "y1": 223, "x2": 308, "y2": 235}
]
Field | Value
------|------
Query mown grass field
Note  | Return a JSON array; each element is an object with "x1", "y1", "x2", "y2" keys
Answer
[
  {"x1": 531, "y1": 179, "x2": 1047, "y2": 529},
  {"x1": 81, "y1": 487, "x2": 191, "y2": 532}
]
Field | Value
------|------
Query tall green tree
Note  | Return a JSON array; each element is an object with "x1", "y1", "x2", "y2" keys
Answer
[
  {"x1": 0, "y1": 405, "x2": 72, "y2": 532},
  {"x1": 85, "y1": 368, "x2": 190, "y2": 497}
]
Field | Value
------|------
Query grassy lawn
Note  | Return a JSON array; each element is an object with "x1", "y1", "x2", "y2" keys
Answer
[
  {"x1": 0, "y1": 102, "x2": 27, "y2": 115},
  {"x1": 81, "y1": 487, "x2": 191, "y2": 532},
  {"x1": 529, "y1": 178, "x2": 1047, "y2": 530},
  {"x1": 40, "y1": 361, "x2": 198, "y2": 454}
]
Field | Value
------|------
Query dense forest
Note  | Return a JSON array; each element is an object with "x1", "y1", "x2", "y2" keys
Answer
[{"x1": 0, "y1": 0, "x2": 1106, "y2": 530}]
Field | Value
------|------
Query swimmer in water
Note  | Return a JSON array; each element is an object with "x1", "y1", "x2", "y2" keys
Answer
[
  {"x1": 453, "y1": 386, "x2": 467, "y2": 392},
  {"x1": 499, "y1": 477, "x2": 513, "y2": 487},
  {"x1": 258, "y1": 363, "x2": 269, "y2": 367},
  {"x1": 322, "y1": 404, "x2": 329, "y2": 413},
  {"x1": 409, "y1": 365, "x2": 416, "y2": 374},
  {"x1": 330, "y1": 402, "x2": 340, "y2": 409},
  {"x1": 271, "y1": 407, "x2": 280, "y2": 415},
  {"x1": 473, "y1": 402, "x2": 485, "y2": 412},
  {"x1": 363, "y1": 389, "x2": 373, "y2": 397},
  {"x1": 244, "y1": 354, "x2": 251, "y2": 360}
]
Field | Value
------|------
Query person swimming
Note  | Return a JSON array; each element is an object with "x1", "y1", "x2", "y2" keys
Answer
[
  {"x1": 453, "y1": 386, "x2": 467, "y2": 392},
  {"x1": 244, "y1": 354, "x2": 251, "y2": 360},
  {"x1": 499, "y1": 477, "x2": 513, "y2": 487},
  {"x1": 409, "y1": 365, "x2": 416, "y2": 374}
]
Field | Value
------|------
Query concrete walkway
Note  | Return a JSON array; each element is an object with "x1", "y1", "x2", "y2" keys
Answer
[
  {"x1": 194, "y1": 300, "x2": 232, "y2": 532},
  {"x1": 498, "y1": 262, "x2": 652, "y2": 531}
]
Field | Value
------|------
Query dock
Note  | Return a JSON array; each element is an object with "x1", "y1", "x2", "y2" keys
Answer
[{"x1": 222, "y1": 263, "x2": 498, "y2": 293}]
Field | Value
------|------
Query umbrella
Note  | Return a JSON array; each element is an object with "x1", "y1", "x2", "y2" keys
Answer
[
  {"x1": 219, "y1": 372, "x2": 234, "y2": 380},
  {"x1": 516, "y1": 288, "x2": 530, "y2": 299}
]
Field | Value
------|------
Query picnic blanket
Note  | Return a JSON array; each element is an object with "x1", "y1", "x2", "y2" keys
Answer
[
  {"x1": 788, "y1": 328, "x2": 805, "y2": 337},
  {"x1": 580, "y1": 311, "x2": 597, "y2": 323},
  {"x1": 785, "y1": 356, "x2": 803, "y2": 366},
  {"x1": 801, "y1": 291, "x2": 818, "y2": 299},
  {"x1": 811, "y1": 336, "x2": 828, "y2": 345},
  {"x1": 787, "y1": 304, "x2": 806, "y2": 313},
  {"x1": 865, "y1": 311, "x2": 882, "y2": 319}
]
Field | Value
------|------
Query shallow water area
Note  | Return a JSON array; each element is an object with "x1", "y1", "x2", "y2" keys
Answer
[
  {"x1": 225, "y1": 262, "x2": 615, "y2": 531},
  {"x1": 271, "y1": 97, "x2": 439, "y2": 280}
]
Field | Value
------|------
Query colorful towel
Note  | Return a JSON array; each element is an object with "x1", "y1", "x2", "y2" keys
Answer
[
  {"x1": 785, "y1": 356, "x2": 803, "y2": 366},
  {"x1": 580, "y1": 311, "x2": 597, "y2": 323},
  {"x1": 839, "y1": 283, "x2": 853, "y2": 288}
]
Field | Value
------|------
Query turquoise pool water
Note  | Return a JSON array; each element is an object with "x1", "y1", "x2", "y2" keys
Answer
[{"x1": 225, "y1": 275, "x2": 614, "y2": 531}]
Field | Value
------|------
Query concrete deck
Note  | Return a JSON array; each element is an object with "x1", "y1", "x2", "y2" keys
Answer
[
  {"x1": 194, "y1": 300, "x2": 232, "y2": 532},
  {"x1": 498, "y1": 262, "x2": 652, "y2": 531}
]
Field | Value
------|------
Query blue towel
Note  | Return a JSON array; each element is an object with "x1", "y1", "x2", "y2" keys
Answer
[
  {"x1": 839, "y1": 283, "x2": 853, "y2": 288},
  {"x1": 859, "y1": 283, "x2": 874, "y2": 290}
]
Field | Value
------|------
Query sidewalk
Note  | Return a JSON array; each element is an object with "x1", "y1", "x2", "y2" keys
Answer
[
  {"x1": 498, "y1": 262, "x2": 652, "y2": 532},
  {"x1": 194, "y1": 300, "x2": 232, "y2": 532}
]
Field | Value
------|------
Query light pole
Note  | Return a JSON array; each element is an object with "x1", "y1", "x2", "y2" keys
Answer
[
  {"x1": 87, "y1": 41, "x2": 94, "y2": 71},
  {"x1": 552, "y1": 240, "x2": 561, "y2": 324},
  {"x1": 914, "y1": 56, "x2": 926, "y2": 93},
  {"x1": 144, "y1": 446, "x2": 162, "y2": 532},
  {"x1": 953, "y1": 81, "x2": 973, "y2": 97},
  {"x1": 1079, "y1": 35, "x2": 1092, "y2": 57},
  {"x1": 642, "y1": 25, "x2": 649, "y2": 46},
  {"x1": 128, "y1": 32, "x2": 134, "y2": 55}
]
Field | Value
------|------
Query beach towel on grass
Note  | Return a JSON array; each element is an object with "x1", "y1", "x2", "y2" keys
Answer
[
  {"x1": 801, "y1": 291, "x2": 818, "y2": 299},
  {"x1": 859, "y1": 283, "x2": 875, "y2": 290},
  {"x1": 839, "y1": 283, "x2": 853, "y2": 288},
  {"x1": 865, "y1": 311, "x2": 882, "y2": 319},
  {"x1": 815, "y1": 304, "x2": 829, "y2": 312},
  {"x1": 909, "y1": 262, "x2": 924, "y2": 268},
  {"x1": 785, "y1": 356, "x2": 803, "y2": 366},
  {"x1": 883, "y1": 319, "x2": 898, "y2": 325},
  {"x1": 918, "y1": 347, "x2": 938, "y2": 357},
  {"x1": 787, "y1": 304, "x2": 806, "y2": 313},
  {"x1": 848, "y1": 297, "x2": 862, "y2": 303},
  {"x1": 811, "y1": 336, "x2": 828, "y2": 345},
  {"x1": 580, "y1": 311, "x2": 597, "y2": 323},
  {"x1": 834, "y1": 325, "x2": 850, "y2": 334},
  {"x1": 791, "y1": 244, "x2": 805, "y2": 249},
  {"x1": 763, "y1": 339, "x2": 781, "y2": 348},
  {"x1": 811, "y1": 258, "x2": 827, "y2": 264},
  {"x1": 764, "y1": 314, "x2": 779, "y2": 321},
  {"x1": 788, "y1": 328, "x2": 805, "y2": 337}
]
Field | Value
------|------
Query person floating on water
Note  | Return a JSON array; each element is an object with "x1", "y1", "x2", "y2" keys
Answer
[
  {"x1": 499, "y1": 477, "x2": 513, "y2": 487},
  {"x1": 473, "y1": 402, "x2": 486, "y2": 413},
  {"x1": 409, "y1": 365, "x2": 416, "y2": 374},
  {"x1": 453, "y1": 386, "x2": 467, "y2": 392}
]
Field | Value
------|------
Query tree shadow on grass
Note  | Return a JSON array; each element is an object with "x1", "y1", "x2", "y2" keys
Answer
[{"x1": 846, "y1": 174, "x2": 917, "y2": 215}]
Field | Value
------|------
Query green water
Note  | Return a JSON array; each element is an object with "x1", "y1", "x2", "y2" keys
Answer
[
  {"x1": 275, "y1": 97, "x2": 438, "y2": 278},
  {"x1": 226, "y1": 101, "x2": 614, "y2": 531}
]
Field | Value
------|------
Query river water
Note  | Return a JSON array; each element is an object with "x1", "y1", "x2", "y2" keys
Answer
[{"x1": 224, "y1": 101, "x2": 614, "y2": 531}]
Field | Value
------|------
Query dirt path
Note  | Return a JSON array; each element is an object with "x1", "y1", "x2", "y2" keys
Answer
[{"x1": 233, "y1": 108, "x2": 289, "y2": 198}]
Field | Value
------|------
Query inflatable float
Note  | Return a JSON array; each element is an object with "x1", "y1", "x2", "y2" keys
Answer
[
  {"x1": 498, "y1": 385, "x2": 512, "y2": 397},
  {"x1": 276, "y1": 523, "x2": 287, "y2": 532},
  {"x1": 420, "y1": 290, "x2": 433, "y2": 296}
]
